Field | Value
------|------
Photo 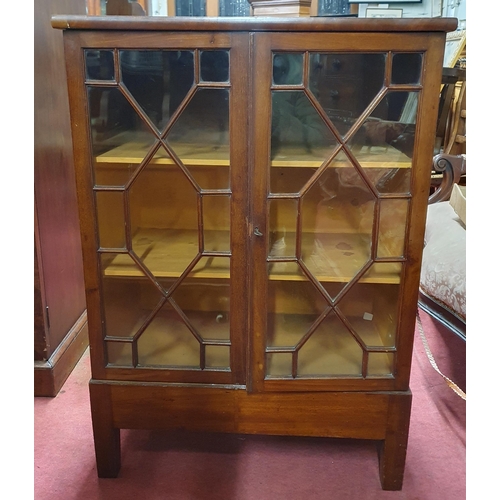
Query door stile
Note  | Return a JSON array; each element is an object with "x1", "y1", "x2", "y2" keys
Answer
[
  {"x1": 248, "y1": 33, "x2": 273, "y2": 393},
  {"x1": 63, "y1": 31, "x2": 107, "y2": 380},
  {"x1": 228, "y1": 33, "x2": 252, "y2": 386}
]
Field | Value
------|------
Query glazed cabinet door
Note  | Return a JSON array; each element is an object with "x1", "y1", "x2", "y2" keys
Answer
[
  {"x1": 64, "y1": 31, "x2": 250, "y2": 385},
  {"x1": 250, "y1": 32, "x2": 444, "y2": 392}
]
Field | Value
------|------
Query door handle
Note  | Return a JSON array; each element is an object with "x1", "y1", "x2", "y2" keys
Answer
[{"x1": 254, "y1": 227, "x2": 263, "y2": 237}]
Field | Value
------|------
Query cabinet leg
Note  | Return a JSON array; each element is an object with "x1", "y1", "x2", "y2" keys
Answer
[
  {"x1": 89, "y1": 382, "x2": 121, "y2": 478},
  {"x1": 378, "y1": 392, "x2": 412, "y2": 491}
]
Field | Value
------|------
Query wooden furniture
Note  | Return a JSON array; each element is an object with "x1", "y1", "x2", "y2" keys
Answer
[
  {"x1": 419, "y1": 153, "x2": 466, "y2": 341},
  {"x1": 429, "y1": 66, "x2": 465, "y2": 205},
  {"x1": 434, "y1": 67, "x2": 466, "y2": 155},
  {"x1": 53, "y1": 15, "x2": 456, "y2": 490},
  {"x1": 34, "y1": 0, "x2": 88, "y2": 397},
  {"x1": 419, "y1": 61, "x2": 466, "y2": 341}
]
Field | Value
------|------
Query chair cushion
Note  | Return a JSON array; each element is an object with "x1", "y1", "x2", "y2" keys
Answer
[{"x1": 420, "y1": 201, "x2": 466, "y2": 321}]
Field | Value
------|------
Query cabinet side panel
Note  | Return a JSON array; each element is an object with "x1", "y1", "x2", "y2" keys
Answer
[
  {"x1": 34, "y1": 0, "x2": 87, "y2": 358},
  {"x1": 34, "y1": 223, "x2": 48, "y2": 361}
]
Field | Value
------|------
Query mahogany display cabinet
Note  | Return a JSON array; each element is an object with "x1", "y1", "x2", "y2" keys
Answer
[{"x1": 52, "y1": 15, "x2": 457, "y2": 490}]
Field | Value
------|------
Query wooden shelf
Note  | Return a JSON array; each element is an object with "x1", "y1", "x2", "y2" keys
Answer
[
  {"x1": 104, "y1": 228, "x2": 400, "y2": 284},
  {"x1": 95, "y1": 135, "x2": 411, "y2": 169},
  {"x1": 96, "y1": 139, "x2": 231, "y2": 167},
  {"x1": 104, "y1": 228, "x2": 230, "y2": 279},
  {"x1": 270, "y1": 232, "x2": 400, "y2": 284},
  {"x1": 270, "y1": 145, "x2": 411, "y2": 169}
]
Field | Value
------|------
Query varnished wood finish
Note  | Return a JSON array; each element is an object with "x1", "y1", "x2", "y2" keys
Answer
[
  {"x1": 101, "y1": 382, "x2": 397, "y2": 439},
  {"x1": 89, "y1": 383, "x2": 121, "y2": 477},
  {"x1": 55, "y1": 17, "x2": 456, "y2": 489},
  {"x1": 34, "y1": 0, "x2": 88, "y2": 396},
  {"x1": 228, "y1": 33, "x2": 252, "y2": 386},
  {"x1": 34, "y1": 312, "x2": 89, "y2": 397},
  {"x1": 52, "y1": 15, "x2": 457, "y2": 33},
  {"x1": 90, "y1": 379, "x2": 411, "y2": 480},
  {"x1": 378, "y1": 393, "x2": 412, "y2": 490}
]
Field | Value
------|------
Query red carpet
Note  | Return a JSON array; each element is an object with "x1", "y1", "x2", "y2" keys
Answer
[{"x1": 34, "y1": 309, "x2": 465, "y2": 499}]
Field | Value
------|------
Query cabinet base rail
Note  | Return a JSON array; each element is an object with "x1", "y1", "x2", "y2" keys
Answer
[{"x1": 89, "y1": 380, "x2": 411, "y2": 490}]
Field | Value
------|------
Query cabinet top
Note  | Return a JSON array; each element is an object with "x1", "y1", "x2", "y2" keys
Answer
[{"x1": 51, "y1": 15, "x2": 457, "y2": 34}]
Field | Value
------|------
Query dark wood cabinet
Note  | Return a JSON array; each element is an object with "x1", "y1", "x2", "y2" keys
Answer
[
  {"x1": 53, "y1": 15, "x2": 456, "y2": 489},
  {"x1": 34, "y1": 0, "x2": 89, "y2": 397}
]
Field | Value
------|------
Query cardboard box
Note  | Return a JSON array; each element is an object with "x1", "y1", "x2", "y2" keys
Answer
[{"x1": 449, "y1": 183, "x2": 466, "y2": 225}]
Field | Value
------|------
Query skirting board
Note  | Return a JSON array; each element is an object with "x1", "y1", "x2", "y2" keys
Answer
[{"x1": 34, "y1": 311, "x2": 89, "y2": 397}]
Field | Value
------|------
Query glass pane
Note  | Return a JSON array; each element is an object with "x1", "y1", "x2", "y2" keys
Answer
[
  {"x1": 271, "y1": 167, "x2": 320, "y2": 196},
  {"x1": 96, "y1": 191, "x2": 126, "y2": 249},
  {"x1": 372, "y1": 167, "x2": 412, "y2": 196},
  {"x1": 167, "y1": 88, "x2": 230, "y2": 190},
  {"x1": 309, "y1": 53, "x2": 386, "y2": 137},
  {"x1": 272, "y1": 53, "x2": 303, "y2": 85},
  {"x1": 100, "y1": 255, "x2": 164, "y2": 339},
  {"x1": 168, "y1": 51, "x2": 195, "y2": 116},
  {"x1": 189, "y1": 256, "x2": 231, "y2": 280},
  {"x1": 271, "y1": 90, "x2": 339, "y2": 187},
  {"x1": 349, "y1": 91, "x2": 418, "y2": 160},
  {"x1": 200, "y1": 51, "x2": 229, "y2": 82},
  {"x1": 267, "y1": 265, "x2": 330, "y2": 349},
  {"x1": 119, "y1": 50, "x2": 194, "y2": 131},
  {"x1": 301, "y1": 161, "x2": 375, "y2": 281},
  {"x1": 171, "y1": 257, "x2": 231, "y2": 341},
  {"x1": 266, "y1": 353, "x2": 292, "y2": 377},
  {"x1": 128, "y1": 159, "x2": 199, "y2": 278},
  {"x1": 337, "y1": 281, "x2": 399, "y2": 350},
  {"x1": 88, "y1": 87, "x2": 157, "y2": 186},
  {"x1": 137, "y1": 301, "x2": 200, "y2": 368},
  {"x1": 391, "y1": 53, "x2": 423, "y2": 85},
  {"x1": 378, "y1": 199, "x2": 409, "y2": 258},
  {"x1": 120, "y1": 50, "x2": 166, "y2": 130},
  {"x1": 269, "y1": 199, "x2": 298, "y2": 258},
  {"x1": 106, "y1": 341, "x2": 133, "y2": 366},
  {"x1": 367, "y1": 352, "x2": 394, "y2": 377},
  {"x1": 362, "y1": 262, "x2": 402, "y2": 285},
  {"x1": 297, "y1": 312, "x2": 363, "y2": 377},
  {"x1": 322, "y1": 282, "x2": 347, "y2": 303},
  {"x1": 203, "y1": 195, "x2": 230, "y2": 253},
  {"x1": 206, "y1": 346, "x2": 230, "y2": 369},
  {"x1": 85, "y1": 50, "x2": 114, "y2": 81}
]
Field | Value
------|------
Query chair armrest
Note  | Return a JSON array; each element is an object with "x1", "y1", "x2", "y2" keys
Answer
[{"x1": 429, "y1": 153, "x2": 466, "y2": 204}]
